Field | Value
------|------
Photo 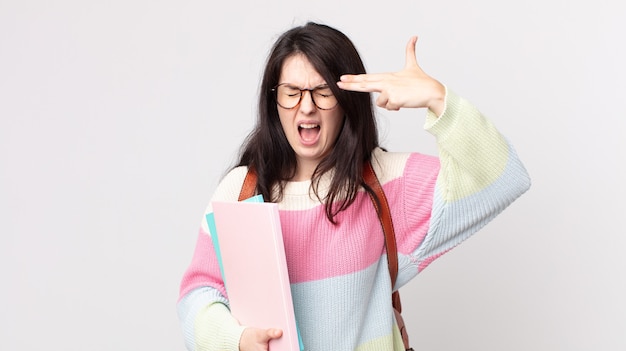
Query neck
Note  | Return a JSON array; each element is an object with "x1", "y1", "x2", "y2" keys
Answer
[{"x1": 292, "y1": 159, "x2": 319, "y2": 181}]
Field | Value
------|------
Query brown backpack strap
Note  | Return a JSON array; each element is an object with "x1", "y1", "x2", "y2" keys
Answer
[
  {"x1": 363, "y1": 161, "x2": 412, "y2": 350},
  {"x1": 362, "y1": 161, "x2": 399, "y2": 291},
  {"x1": 238, "y1": 166, "x2": 258, "y2": 201},
  {"x1": 240, "y1": 161, "x2": 412, "y2": 350}
]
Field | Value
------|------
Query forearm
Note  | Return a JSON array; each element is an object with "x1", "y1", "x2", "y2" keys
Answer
[
  {"x1": 178, "y1": 226, "x2": 241, "y2": 350},
  {"x1": 178, "y1": 288, "x2": 245, "y2": 351}
]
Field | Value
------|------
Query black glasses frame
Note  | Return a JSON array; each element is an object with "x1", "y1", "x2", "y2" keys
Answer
[{"x1": 271, "y1": 83, "x2": 339, "y2": 110}]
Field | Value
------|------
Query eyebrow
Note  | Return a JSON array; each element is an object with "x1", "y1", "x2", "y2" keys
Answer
[{"x1": 280, "y1": 83, "x2": 330, "y2": 89}]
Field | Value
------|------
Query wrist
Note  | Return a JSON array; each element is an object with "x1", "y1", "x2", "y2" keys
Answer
[{"x1": 427, "y1": 80, "x2": 446, "y2": 117}]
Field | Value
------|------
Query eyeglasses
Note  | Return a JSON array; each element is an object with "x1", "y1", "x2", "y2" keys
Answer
[{"x1": 272, "y1": 83, "x2": 339, "y2": 110}]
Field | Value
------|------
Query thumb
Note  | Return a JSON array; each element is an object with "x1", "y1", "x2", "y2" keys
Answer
[
  {"x1": 265, "y1": 328, "x2": 283, "y2": 340},
  {"x1": 404, "y1": 36, "x2": 419, "y2": 69}
]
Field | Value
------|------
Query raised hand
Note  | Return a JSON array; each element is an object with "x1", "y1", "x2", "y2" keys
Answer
[{"x1": 337, "y1": 36, "x2": 446, "y2": 116}]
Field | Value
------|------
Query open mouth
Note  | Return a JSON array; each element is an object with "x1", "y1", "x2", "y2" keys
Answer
[{"x1": 298, "y1": 123, "x2": 320, "y2": 143}]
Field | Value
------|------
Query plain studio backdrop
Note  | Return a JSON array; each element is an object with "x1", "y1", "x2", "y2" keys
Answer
[{"x1": 1, "y1": 1, "x2": 624, "y2": 350}]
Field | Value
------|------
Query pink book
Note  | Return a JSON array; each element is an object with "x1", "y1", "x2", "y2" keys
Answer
[{"x1": 211, "y1": 200, "x2": 302, "y2": 351}]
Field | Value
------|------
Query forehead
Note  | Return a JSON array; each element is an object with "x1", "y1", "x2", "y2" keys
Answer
[{"x1": 278, "y1": 53, "x2": 326, "y2": 87}]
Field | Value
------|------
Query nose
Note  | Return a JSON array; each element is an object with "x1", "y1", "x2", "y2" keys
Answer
[{"x1": 299, "y1": 89, "x2": 317, "y2": 113}]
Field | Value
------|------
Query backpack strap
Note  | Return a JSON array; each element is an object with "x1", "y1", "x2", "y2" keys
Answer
[
  {"x1": 239, "y1": 162, "x2": 412, "y2": 350},
  {"x1": 362, "y1": 161, "x2": 399, "y2": 292},
  {"x1": 362, "y1": 161, "x2": 412, "y2": 350},
  {"x1": 238, "y1": 166, "x2": 258, "y2": 201}
]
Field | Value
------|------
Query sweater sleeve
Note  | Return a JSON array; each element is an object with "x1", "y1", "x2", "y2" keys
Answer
[
  {"x1": 177, "y1": 167, "x2": 250, "y2": 351},
  {"x1": 400, "y1": 87, "x2": 531, "y2": 278}
]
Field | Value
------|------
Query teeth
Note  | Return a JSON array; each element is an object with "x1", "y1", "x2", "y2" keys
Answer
[{"x1": 299, "y1": 123, "x2": 319, "y2": 129}]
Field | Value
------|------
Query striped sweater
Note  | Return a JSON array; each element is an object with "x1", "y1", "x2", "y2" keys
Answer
[{"x1": 177, "y1": 89, "x2": 531, "y2": 351}]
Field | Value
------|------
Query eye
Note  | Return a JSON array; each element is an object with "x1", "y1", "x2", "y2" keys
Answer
[
  {"x1": 279, "y1": 86, "x2": 301, "y2": 97},
  {"x1": 315, "y1": 88, "x2": 333, "y2": 98}
]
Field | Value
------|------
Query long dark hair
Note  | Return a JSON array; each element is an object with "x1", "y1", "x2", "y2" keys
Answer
[{"x1": 237, "y1": 22, "x2": 379, "y2": 223}]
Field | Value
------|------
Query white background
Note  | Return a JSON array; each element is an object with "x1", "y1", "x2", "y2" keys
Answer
[{"x1": 1, "y1": 1, "x2": 624, "y2": 350}]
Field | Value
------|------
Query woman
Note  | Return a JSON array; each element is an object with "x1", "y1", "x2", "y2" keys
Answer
[{"x1": 177, "y1": 22, "x2": 531, "y2": 351}]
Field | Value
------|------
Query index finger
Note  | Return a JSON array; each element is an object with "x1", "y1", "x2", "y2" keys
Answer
[{"x1": 336, "y1": 73, "x2": 386, "y2": 92}]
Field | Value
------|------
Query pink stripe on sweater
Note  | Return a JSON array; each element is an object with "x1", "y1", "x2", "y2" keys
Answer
[
  {"x1": 178, "y1": 228, "x2": 227, "y2": 300},
  {"x1": 278, "y1": 193, "x2": 385, "y2": 283},
  {"x1": 394, "y1": 153, "x2": 439, "y2": 255},
  {"x1": 280, "y1": 153, "x2": 439, "y2": 284}
]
